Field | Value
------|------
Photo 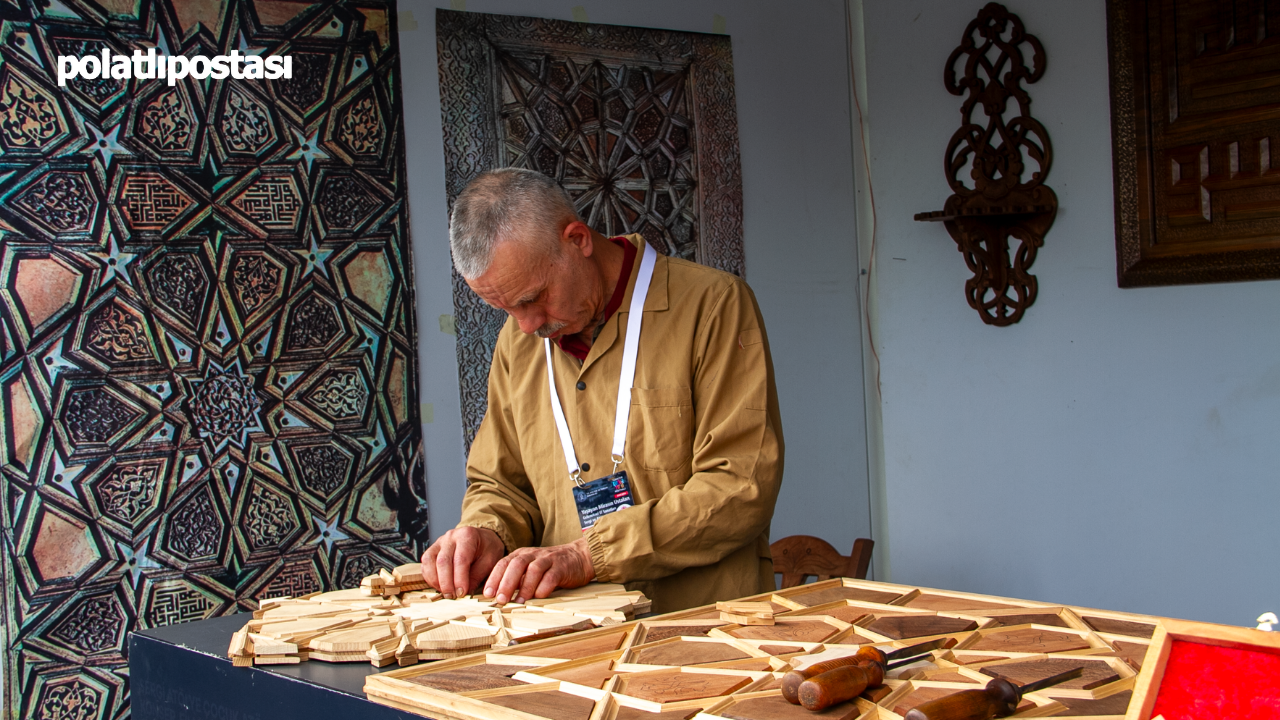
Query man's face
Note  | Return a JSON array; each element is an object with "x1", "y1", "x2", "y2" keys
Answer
[{"x1": 466, "y1": 231, "x2": 600, "y2": 339}]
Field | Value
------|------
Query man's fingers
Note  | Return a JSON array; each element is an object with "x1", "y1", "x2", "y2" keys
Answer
[
  {"x1": 420, "y1": 544, "x2": 441, "y2": 589},
  {"x1": 452, "y1": 538, "x2": 477, "y2": 597},
  {"x1": 494, "y1": 554, "x2": 531, "y2": 604},
  {"x1": 433, "y1": 537, "x2": 457, "y2": 597},
  {"x1": 533, "y1": 567, "x2": 561, "y2": 600},
  {"x1": 518, "y1": 557, "x2": 552, "y2": 604},
  {"x1": 484, "y1": 556, "x2": 511, "y2": 599}
]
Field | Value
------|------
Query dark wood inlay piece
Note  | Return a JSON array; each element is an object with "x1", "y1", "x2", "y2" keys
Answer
[
  {"x1": 620, "y1": 669, "x2": 752, "y2": 703},
  {"x1": 1083, "y1": 616, "x2": 1156, "y2": 638},
  {"x1": 518, "y1": 630, "x2": 629, "y2": 659},
  {"x1": 722, "y1": 694, "x2": 862, "y2": 720},
  {"x1": 905, "y1": 594, "x2": 1023, "y2": 612},
  {"x1": 635, "y1": 641, "x2": 749, "y2": 666},
  {"x1": 980, "y1": 658, "x2": 1120, "y2": 690},
  {"x1": 894, "y1": 689, "x2": 1032, "y2": 717},
  {"x1": 615, "y1": 707, "x2": 702, "y2": 720},
  {"x1": 758, "y1": 644, "x2": 804, "y2": 655},
  {"x1": 790, "y1": 586, "x2": 901, "y2": 607},
  {"x1": 967, "y1": 628, "x2": 1090, "y2": 654},
  {"x1": 643, "y1": 625, "x2": 716, "y2": 643},
  {"x1": 406, "y1": 664, "x2": 529, "y2": 693},
  {"x1": 867, "y1": 615, "x2": 978, "y2": 640},
  {"x1": 485, "y1": 690, "x2": 597, "y2": 720},
  {"x1": 1055, "y1": 691, "x2": 1133, "y2": 717},
  {"x1": 541, "y1": 657, "x2": 620, "y2": 688},
  {"x1": 729, "y1": 621, "x2": 838, "y2": 643},
  {"x1": 985, "y1": 613, "x2": 1069, "y2": 628}
]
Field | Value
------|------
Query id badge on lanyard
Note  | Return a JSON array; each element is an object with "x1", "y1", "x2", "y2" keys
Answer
[{"x1": 546, "y1": 242, "x2": 657, "y2": 531}]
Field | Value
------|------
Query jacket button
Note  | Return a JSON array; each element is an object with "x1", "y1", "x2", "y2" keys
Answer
[
  {"x1": 576, "y1": 381, "x2": 586, "y2": 391},
  {"x1": 581, "y1": 463, "x2": 591, "y2": 472}
]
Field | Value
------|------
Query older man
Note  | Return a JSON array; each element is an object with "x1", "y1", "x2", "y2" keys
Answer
[{"x1": 423, "y1": 168, "x2": 783, "y2": 613}]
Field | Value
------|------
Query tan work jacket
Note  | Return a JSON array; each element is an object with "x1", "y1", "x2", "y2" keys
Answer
[{"x1": 459, "y1": 234, "x2": 784, "y2": 613}]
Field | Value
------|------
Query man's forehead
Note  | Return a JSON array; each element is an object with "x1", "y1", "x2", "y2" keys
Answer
[{"x1": 467, "y1": 241, "x2": 548, "y2": 306}]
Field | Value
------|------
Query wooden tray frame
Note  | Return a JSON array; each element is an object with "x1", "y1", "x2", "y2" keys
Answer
[
  {"x1": 364, "y1": 578, "x2": 1183, "y2": 720},
  {"x1": 1124, "y1": 618, "x2": 1280, "y2": 720}
]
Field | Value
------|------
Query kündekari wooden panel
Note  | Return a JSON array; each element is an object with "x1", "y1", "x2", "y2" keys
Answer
[{"x1": 364, "y1": 577, "x2": 1188, "y2": 719}]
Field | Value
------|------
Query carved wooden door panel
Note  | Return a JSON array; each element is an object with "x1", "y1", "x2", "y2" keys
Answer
[
  {"x1": 1111, "y1": 0, "x2": 1280, "y2": 285},
  {"x1": 0, "y1": 1, "x2": 425, "y2": 717},
  {"x1": 437, "y1": 10, "x2": 745, "y2": 451}
]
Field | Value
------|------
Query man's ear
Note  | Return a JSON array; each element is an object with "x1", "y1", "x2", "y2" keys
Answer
[{"x1": 561, "y1": 221, "x2": 594, "y2": 257}]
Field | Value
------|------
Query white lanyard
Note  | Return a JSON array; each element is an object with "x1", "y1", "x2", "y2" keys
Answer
[{"x1": 545, "y1": 242, "x2": 657, "y2": 486}]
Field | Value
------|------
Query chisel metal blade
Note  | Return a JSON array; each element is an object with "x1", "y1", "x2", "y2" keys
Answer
[{"x1": 884, "y1": 637, "x2": 950, "y2": 661}]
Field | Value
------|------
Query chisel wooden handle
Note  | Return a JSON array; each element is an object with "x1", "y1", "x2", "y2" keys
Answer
[
  {"x1": 797, "y1": 663, "x2": 880, "y2": 711},
  {"x1": 781, "y1": 646, "x2": 886, "y2": 704},
  {"x1": 902, "y1": 679, "x2": 1020, "y2": 720}
]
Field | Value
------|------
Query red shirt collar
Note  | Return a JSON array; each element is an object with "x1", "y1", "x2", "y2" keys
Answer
[{"x1": 556, "y1": 237, "x2": 638, "y2": 361}]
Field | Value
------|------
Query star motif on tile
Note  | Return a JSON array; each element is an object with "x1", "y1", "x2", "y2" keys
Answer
[
  {"x1": 293, "y1": 235, "x2": 332, "y2": 279},
  {"x1": 310, "y1": 514, "x2": 349, "y2": 552},
  {"x1": 117, "y1": 541, "x2": 160, "y2": 587},
  {"x1": 90, "y1": 235, "x2": 136, "y2": 286},
  {"x1": 287, "y1": 126, "x2": 330, "y2": 174},
  {"x1": 85, "y1": 122, "x2": 130, "y2": 168}
]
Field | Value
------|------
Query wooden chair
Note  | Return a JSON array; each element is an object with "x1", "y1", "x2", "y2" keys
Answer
[{"x1": 770, "y1": 535, "x2": 874, "y2": 589}]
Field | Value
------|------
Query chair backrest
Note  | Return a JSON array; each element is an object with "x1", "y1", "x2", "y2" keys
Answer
[{"x1": 770, "y1": 535, "x2": 875, "y2": 589}]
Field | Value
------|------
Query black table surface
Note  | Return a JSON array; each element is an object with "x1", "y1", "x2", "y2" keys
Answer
[{"x1": 130, "y1": 612, "x2": 425, "y2": 719}]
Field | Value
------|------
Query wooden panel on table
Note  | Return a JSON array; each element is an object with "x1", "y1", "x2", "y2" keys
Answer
[
  {"x1": 613, "y1": 706, "x2": 704, "y2": 720},
  {"x1": 1098, "y1": 640, "x2": 1149, "y2": 670}
]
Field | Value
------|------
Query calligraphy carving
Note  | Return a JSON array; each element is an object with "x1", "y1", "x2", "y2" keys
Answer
[{"x1": 916, "y1": 3, "x2": 1057, "y2": 326}]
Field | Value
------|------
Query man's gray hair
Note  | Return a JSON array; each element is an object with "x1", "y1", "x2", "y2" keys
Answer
[{"x1": 450, "y1": 168, "x2": 581, "y2": 279}]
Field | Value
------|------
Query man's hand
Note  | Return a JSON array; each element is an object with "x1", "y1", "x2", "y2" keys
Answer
[
  {"x1": 420, "y1": 526, "x2": 505, "y2": 598},
  {"x1": 484, "y1": 537, "x2": 595, "y2": 604}
]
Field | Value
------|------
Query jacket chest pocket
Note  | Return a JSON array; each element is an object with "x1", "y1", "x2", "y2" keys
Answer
[{"x1": 628, "y1": 387, "x2": 694, "y2": 473}]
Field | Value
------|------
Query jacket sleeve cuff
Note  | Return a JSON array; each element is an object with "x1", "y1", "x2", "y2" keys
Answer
[
  {"x1": 584, "y1": 528, "x2": 614, "y2": 583},
  {"x1": 457, "y1": 521, "x2": 512, "y2": 555}
]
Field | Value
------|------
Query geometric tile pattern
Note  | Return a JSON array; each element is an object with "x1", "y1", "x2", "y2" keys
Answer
[
  {"x1": 0, "y1": 1, "x2": 424, "y2": 718},
  {"x1": 437, "y1": 10, "x2": 745, "y2": 451}
]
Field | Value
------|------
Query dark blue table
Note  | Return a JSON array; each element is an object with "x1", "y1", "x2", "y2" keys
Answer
[{"x1": 130, "y1": 613, "x2": 427, "y2": 720}]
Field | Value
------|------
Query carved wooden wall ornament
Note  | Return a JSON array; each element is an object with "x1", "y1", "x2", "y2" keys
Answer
[
  {"x1": 1108, "y1": 0, "x2": 1280, "y2": 287},
  {"x1": 0, "y1": 1, "x2": 425, "y2": 717},
  {"x1": 436, "y1": 10, "x2": 745, "y2": 452},
  {"x1": 916, "y1": 2, "x2": 1056, "y2": 326}
]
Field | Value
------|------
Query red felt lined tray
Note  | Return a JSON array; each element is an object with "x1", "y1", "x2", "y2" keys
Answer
[{"x1": 1127, "y1": 619, "x2": 1280, "y2": 720}]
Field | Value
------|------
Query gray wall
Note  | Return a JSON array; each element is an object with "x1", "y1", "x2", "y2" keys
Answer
[
  {"x1": 861, "y1": 0, "x2": 1280, "y2": 624},
  {"x1": 399, "y1": 1, "x2": 874, "y2": 558}
]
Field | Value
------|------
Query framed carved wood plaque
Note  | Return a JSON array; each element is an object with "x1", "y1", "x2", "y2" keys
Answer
[{"x1": 1108, "y1": 0, "x2": 1280, "y2": 286}]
